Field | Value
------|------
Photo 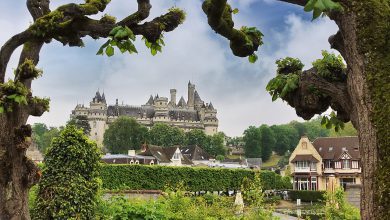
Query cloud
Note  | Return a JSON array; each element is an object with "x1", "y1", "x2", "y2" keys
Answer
[{"x1": 0, "y1": 1, "x2": 338, "y2": 137}]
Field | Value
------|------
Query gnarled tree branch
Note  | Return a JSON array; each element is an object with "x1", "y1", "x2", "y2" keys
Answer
[
  {"x1": 276, "y1": 0, "x2": 308, "y2": 6},
  {"x1": 118, "y1": 0, "x2": 152, "y2": 26},
  {"x1": 27, "y1": 0, "x2": 51, "y2": 21},
  {"x1": 282, "y1": 68, "x2": 352, "y2": 122}
]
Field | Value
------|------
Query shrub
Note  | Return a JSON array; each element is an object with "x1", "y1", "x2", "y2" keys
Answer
[
  {"x1": 259, "y1": 170, "x2": 293, "y2": 190},
  {"x1": 32, "y1": 125, "x2": 101, "y2": 219},
  {"x1": 289, "y1": 190, "x2": 325, "y2": 202},
  {"x1": 324, "y1": 188, "x2": 360, "y2": 219}
]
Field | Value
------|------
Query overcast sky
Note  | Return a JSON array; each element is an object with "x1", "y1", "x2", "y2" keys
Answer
[{"x1": 0, "y1": 0, "x2": 338, "y2": 136}]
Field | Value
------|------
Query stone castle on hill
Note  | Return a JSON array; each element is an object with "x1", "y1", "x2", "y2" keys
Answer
[{"x1": 70, "y1": 82, "x2": 219, "y2": 146}]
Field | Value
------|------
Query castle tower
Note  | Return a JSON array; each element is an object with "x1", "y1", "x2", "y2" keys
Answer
[
  {"x1": 204, "y1": 102, "x2": 218, "y2": 135},
  {"x1": 154, "y1": 96, "x2": 169, "y2": 121},
  {"x1": 89, "y1": 90, "x2": 108, "y2": 147},
  {"x1": 170, "y1": 89, "x2": 177, "y2": 106},
  {"x1": 187, "y1": 81, "x2": 195, "y2": 109}
]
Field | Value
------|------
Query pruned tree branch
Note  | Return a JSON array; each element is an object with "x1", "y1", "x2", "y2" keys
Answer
[
  {"x1": 329, "y1": 31, "x2": 346, "y2": 59},
  {"x1": 27, "y1": 0, "x2": 51, "y2": 21},
  {"x1": 28, "y1": 97, "x2": 49, "y2": 117},
  {"x1": 282, "y1": 68, "x2": 352, "y2": 122},
  {"x1": 118, "y1": 0, "x2": 152, "y2": 26},
  {"x1": 202, "y1": 0, "x2": 261, "y2": 57}
]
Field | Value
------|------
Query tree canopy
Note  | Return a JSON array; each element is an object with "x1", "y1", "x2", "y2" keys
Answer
[
  {"x1": 148, "y1": 123, "x2": 186, "y2": 147},
  {"x1": 103, "y1": 117, "x2": 148, "y2": 153}
]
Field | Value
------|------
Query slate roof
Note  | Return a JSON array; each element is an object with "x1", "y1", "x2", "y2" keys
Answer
[
  {"x1": 139, "y1": 145, "x2": 193, "y2": 165},
  {"x1": 177, "y1": 96, "x2": 187, "y2": 107},
  {"x1": 312, "y1": 136, "x2": 360, "y2": 160},
  {"x1": 168, "y1": 110, "x2": 200, "y2": 121},
  {"x1": 180, "y1": 145, "x2": 210, "y2": 160}
]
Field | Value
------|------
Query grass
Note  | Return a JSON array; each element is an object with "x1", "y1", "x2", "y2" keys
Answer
[{"x1": 262, "y1": 153, "x2": 283, "y2": 168}]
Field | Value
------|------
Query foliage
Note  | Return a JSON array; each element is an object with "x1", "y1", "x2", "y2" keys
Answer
[
  {"x1": 96, "y1": 190, "x2": 277, "y2": 220},
  {"x1": 216, "y1": 155, "x2": 225, "y2": 161},
  {"x1": 103, "y1": 116, "x2": 148, "y2": 153},
  {"x1": 258, "y1": 125, "x2": 276, "y2": 161},
  {"x1": 243, "y1": 126, "x2": 262, "y2": 158},
  {"x1": 289, "y1": 190, "x2": 325, "y2": 202},
  {"x1": 312, "y1": 50, "x2": 346, "y2": 82},
  {"x1": 259, "y1": 171, "x2": 292, "y2": 190},
  {"x1": 148, "y1": 123, "x2": 186, "y2": 147},
  {"x1": 97, "y1": 26, "x2": 137, "y2": 57},
  {"x1": 203, "y1": 132, "x2": 227, "y2": 157},
  {"x1": 186, "y1": 129, "x2": 208, "y2": 147},
  {"x1": 32, "y1": 124, "x2": 60, "y2": 153},
  {"x1": 0, "y1": 80, "x2": 29, "y2": 113},
  {"x1": 321, "y1": 111, "x2": 345, "y2": 132},
  {"x1": 101, "y1": 164, "x2": 255, "y2": 192},
  {"x1": 142, "y1": 35, "x2": 165, "y2": 56},
  {"x1": 270, "y1": 124, "x2": 299, "y2": 155},
  {"x1": 266, "y1": 57, "x2": 303, "y2": 102},
  {"x1": 240, "y1": 26, "x2": 263, "y2": 64},
  {"x1": 67, "y1": 115, "x2": 91, "y2": 135},
  {"x1": 304, "y1": 0, "x2": 344, "y2": 20},
  {"x1": 277, "y1": 150, "x2": 292, "y2": 169},
  {"x1": 329, "y1": 122, "x2": 357, "y2": 137},
  {"x1": 32, "y1": 125, "x2": 101, "y2": 219},
  {"x1": 276, "y1": 57, "x2": 304, "y2": 75},
  {"x1": 324, "y1": 188, "x2": 360, "y2": 219}
]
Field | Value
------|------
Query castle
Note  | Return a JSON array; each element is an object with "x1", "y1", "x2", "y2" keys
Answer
[{"x1": 70, "y1": 82, "x2": 219, "y2": 146}]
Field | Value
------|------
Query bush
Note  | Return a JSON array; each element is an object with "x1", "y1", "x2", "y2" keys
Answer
[
  {"x1": 101, "y1": 164, "x2": 255, "y2": 191},
  {"x1": 289, "y1": 190, "x2": 325, "y2": 202},
  {"x1": 101, "y1": 165, "x2": 291, "y2": 192},
  {"x1": 324, "y1": 188, "x2": 360, "y2": 219},
  {"x1": 32, "y1": 125, "x2": 101, "y2": 219}
]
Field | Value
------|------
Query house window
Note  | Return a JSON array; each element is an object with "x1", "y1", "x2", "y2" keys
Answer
[
  {"x1": 310, "y1": 162, "x2": 316, "y2": 171},
  {"x1": 150, "y1": 160, "x2": 154, "y2": 165},
  {"x1": 302, "y1": 142, "x2": 307, "y2": 149},
  {"x1": 352, "y1": 161, "x2": 359, "y2": 169},
  {"x1": 311, "y1": 177, "x2": 317, "y2": 191},
  {"x1": 325, "y1": 160, "x2": 333, "y2": 169},
  {"x1": 335, "y1": 161, "x2": 342, "y2": 169},
  {"x1": 295, "y1": 177, "x2": 309, "y2": 190},
  {"x1": 340, "y1": 178, "x2": 356, "y2": 189},
  {"x1": 135, "y1": 160, "x2": 139, "y2": 164},
  {"x1": 173, "y1": 152, "x2": 180, "y2": 160},
  {"x1": 130, "y1": 160, "x2": 134, "y2": 164},
  {"x1": 342, "y1": 160, "x2": 350, "y2": 169},
  {"x1": 296, "y1": 161, "x2": 309, "y2": 168}
]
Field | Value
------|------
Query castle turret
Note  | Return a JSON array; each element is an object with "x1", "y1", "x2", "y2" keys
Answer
[
  {"x1": 187, "y1": 81, "x2": 195, "y2": 109},
  {"x1": 203, "y1": 102, "x2": 218, "y2": 135},
  {"x1": 154, "y1": 96, "x2": 169, "y2": 121},
  {"x1": 170, "y1": 89, "x2": 177, "y2": 106},
  {"x1": 89, "y1": 90, "x2": 108, "y2": 147}
]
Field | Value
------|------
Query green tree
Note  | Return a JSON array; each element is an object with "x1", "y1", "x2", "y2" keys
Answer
[
  {"x1": 39, "y1": 127, "x2": 60, "y2": 153},
  {"x1": 204, "y1": 132, "x2": 227, "y2": 157},
  {"x1": 148, "y1": 123, "x2": 186, "y2": 147},
  {"x1": 258, "y1": 124, "x2": 276, "y2": 161},
  {"x1": 67, "y1": 115, "x2": 91, "y2": 135},
  {"x1": 31, "y1": 123, "x2": 48, "y2": 152},
  {"x1": 32, "y1": 125, "x2": 101, "y2": 219},
  {"x1": 270, "y1": 124, "x2": 299, "y2": 155},
  {"x1": 186, "y1": 129, "x2": 208, "y2": 147},
  {"x1": 243, "y1": 126, "x2": 262, "y2": 158},
  {"x1": 103, "y1": 117, "x2": 148, "y2": 153},
  {"x1": 303, "y1": 117, "x2": 330, "y2": 140},
  {"x1": 330, "y1": 122, "x2": 357, "y2": 137}
]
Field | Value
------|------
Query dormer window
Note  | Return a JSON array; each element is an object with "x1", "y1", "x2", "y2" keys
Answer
[
  {"x1": 173, "y1": 152, "x2": 180, "y2": 160},
  {"x1": 342, "y1": 159, "x2": 350, "y2": 169},
  {"x1": 329, "y1": 147, "x2": 333, "y2": 151},
  {"x1": 302, "y1": 142, "x2": 307, "y2": 149}
]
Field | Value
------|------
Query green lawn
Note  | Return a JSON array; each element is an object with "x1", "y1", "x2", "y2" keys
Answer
[{"x1": 262, "y1": 154, "x2": 283, "y2": 168}]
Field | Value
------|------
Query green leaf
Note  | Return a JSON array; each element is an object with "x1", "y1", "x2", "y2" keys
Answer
[
  {"x1": 151, "y1": 48, "x2": 157, "y2": 56},
  {"x1": 0, "y1": 106, "x2": 4, "y2": 113},
  {"x1": 97, "y1": 40, "x2": 110, "y2": 55},
  {"x1": 114, "y1": 29, "x2": 128, "y2": 39},
  {"x1": 232, "y1": 8, "x2": 239, "y2": 14},
  {"x1": 312, "y1": 8, "x2": 322, "y2": 20},
  {"x1": 321, "y1": 116, "x2": 327, "y2": 125},
  {"x1": 125, "y1": 26, "x2": 136, "y2": 41},
  {"x1": 248, "y1": 54, "x2": 258, "y2": 63},
  {"x1": 304, "y1": 0, "x2": 317, "y2": 12},
  {"x1": 7, "y1": 94, "x2": 17, "y2": 100},
  {"x1": 109, "y1": 26, "x2": 122, "y2": 36},
  {"x1": 105, "y1": 45, "x2": 114, "y2": 57}
]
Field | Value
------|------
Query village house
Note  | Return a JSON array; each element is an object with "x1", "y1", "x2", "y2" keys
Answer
[
  {"x1": 180, "y1": 145, "x2": 212, "y2": 166},
  {"x1": 289, "y1": 136, "x2": 361, "y2": 191},
  {"x1": 138, "y1": 145, "x2": 193, "y2": 166}
]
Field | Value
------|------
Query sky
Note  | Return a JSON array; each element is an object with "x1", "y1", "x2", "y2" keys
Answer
[{"x1": 0, "y1": 0, "x2": 338, "y2": 137}]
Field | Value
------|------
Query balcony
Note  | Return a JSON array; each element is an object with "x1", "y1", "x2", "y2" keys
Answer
[
  {"x1": 294, "y1": 167, "x2": 310, "y2": 173},
  {"x1": 324, "y1": 168, "x2": 335, "y2": 174}
]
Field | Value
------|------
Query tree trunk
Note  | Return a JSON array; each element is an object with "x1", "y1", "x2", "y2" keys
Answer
[
  {"x1": 0, "y1": 113, "x2": 39, "y2": 219},
  {"x1": 332, "y1": 3, "x2": 390, "y2": 219}
]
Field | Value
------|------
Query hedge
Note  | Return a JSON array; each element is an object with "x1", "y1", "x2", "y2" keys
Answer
[
  {"x1": 101, "y1": 165, "x2": 292, "y2": 191},
  {"x1": 289, "y1": 190, "x2": 325, "y2": 202}
]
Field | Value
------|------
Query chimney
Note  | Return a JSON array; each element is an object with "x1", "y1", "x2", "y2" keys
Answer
[
  {"x1": 128, "y1": 150, "x2": 136, "y2": 156},
  {"x1": 170, "y1": 89, "x2": 177, "y2": 106}
]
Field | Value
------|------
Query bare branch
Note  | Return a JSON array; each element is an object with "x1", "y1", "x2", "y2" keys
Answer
[
  {"x1": 118, "y1": 0, "x2": 152, "y2": 26},
  {"x1": 0, "y1": 31, "x2": 34, "y2": 83},
  {"x1": 27, "y1": 0, "x2": 51, "y2": 21}
]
